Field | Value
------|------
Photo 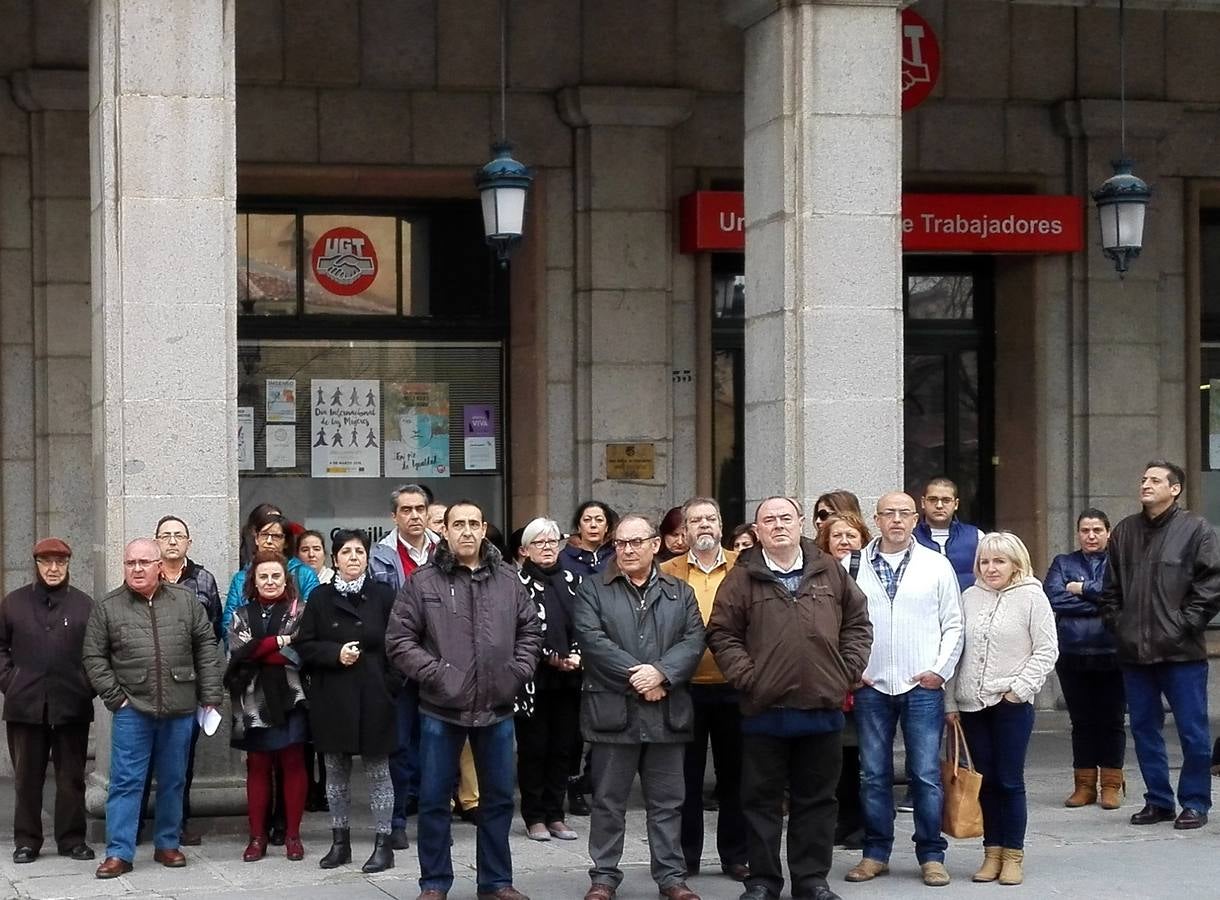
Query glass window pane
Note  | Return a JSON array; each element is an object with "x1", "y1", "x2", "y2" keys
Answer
[
  {"x1": 401, "y1": 217, "x2": 431, "y2": 316},
  {"x1": 713, "y1": 273, "x2": 745, "y2": 320},
  {"x1": 907, "y1": 274, "x2": 974, "y2": 320},
  {"x1": 712, "y1": 348, "x2": 744, "y2": 529},
  {"x1": 303, "y1": 215, "x2": 398, "y2": 315},
  {"x1": 904, "y1": 353, "x2": 947, "y2": 494},
  {"x1": 239, "y1": 213, "x2": 297, "y2": 316},
  {"x1": 955, "y1": 350, "x2": 980, "y2": 523},
  {"x1": 1202, "y1": 213, "x2": 1220, "y2": 342}
]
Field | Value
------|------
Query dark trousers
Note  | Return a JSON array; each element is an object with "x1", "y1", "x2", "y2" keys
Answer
[
  {"x1": 589, "y1": 741, "x2": 686, "y2": 891},
  {"x1": 959, "y1": 701, "x2": 1036, "y2": 850},
  {"x1": 1056, "y1": 659, "x2": 1126, "y2": 769},
  {"x1": 835, "y1": 744, "x2": 862, "y2": 841},
  {"x1": 680, "y1": 684, "x2": 747, "y2": 870},
  {"x1": 1124, "y1": 660, "x2": 1212, "y2": 813},
  {"x1": 515, "y1": 688, "x2": 580, "y2": 825},
  {"x1": 389, "y1": 683, "x2": 421, "y2": 829},
  {"x1": 7, "y1": 720, "x2": 89, "y2": 852},
  {"x1": 741, "y1": 730, "x2": 841, "y2": 897}
]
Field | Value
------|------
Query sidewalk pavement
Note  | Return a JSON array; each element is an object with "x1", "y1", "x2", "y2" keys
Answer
[{"x1": 0, "y1": 711, "x2": 1214, "y2": 899}]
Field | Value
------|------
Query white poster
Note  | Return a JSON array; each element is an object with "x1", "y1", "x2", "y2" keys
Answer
[
  {"x1": 384, "y1": 382, "x2": 451, "y2": 478},
  {"x1": 266, "y1": 424, "x2": 296, "y2": 469},
  {"x1": 464, "y1": 436, "x2": 496, "y2": 471},
  {"x1": 311, "y1": 379, "x2": 381, "y2": 478},
  {"x1": 237, "y1": 406, "x2": 255, "y2": 471},
  {"x1": 266, "y1": 378, "x2": 297, "y2": 423}
]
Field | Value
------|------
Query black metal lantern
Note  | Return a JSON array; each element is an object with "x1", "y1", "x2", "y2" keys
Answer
[{"x1": 1092, "y1": 160, "x2": 1150, "y2": 275}]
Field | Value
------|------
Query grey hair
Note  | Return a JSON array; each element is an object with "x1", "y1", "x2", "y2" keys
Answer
[
  {"x1": 521, "y1": 517, "x2": 561, "y2": 547},
  {"x1": 615, "y1": 513, "x2": 657, "y2": 538}
]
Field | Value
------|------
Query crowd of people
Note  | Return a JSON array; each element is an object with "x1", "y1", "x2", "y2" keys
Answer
[{"x1": 0, "y1": 460, "x2": 1217, "y2": 900}]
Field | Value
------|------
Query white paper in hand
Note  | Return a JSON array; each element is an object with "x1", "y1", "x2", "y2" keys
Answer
[{"x1": 196, "y1": 706, "x2": 222, "y2": 736}]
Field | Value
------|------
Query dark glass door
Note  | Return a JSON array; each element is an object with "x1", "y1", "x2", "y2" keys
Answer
[{"x1": 903, "y1": 258, "x2": 995, "y2": 528}]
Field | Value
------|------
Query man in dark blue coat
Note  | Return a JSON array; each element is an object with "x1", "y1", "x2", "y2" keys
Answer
[{"x1": 913, "y1": 476, "x2": 982, "y2": 591}]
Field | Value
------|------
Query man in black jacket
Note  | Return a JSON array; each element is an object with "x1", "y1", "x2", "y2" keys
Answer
[
  {"x1": 1099, "y1": 460, "x2": 1220, "y2": 830},
  {"x1": 0, "y1": 538, "x2": 96, "y2": 864}
]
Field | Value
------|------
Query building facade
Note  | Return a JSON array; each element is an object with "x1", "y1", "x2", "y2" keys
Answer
[{"x1": 0, "y1": 0, "x2": 1217, "y2": 801}]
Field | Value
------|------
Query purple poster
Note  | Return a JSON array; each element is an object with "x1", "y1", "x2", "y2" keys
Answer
[{"x1": 463, "y1": 405, "x2": 495, "y2": 438}]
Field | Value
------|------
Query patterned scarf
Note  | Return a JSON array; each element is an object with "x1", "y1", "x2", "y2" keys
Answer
[{"x1": 334, "y1": 572, "x2": 366, "y2": 595}]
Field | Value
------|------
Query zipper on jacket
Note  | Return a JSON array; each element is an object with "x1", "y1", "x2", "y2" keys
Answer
[{"x1": 149, "y1": 598, "x2": 163, "y2": 716}]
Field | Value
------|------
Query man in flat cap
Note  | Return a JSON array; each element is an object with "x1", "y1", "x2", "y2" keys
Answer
[{"x1": 0, "y1": 538, "x2": 96, "y2": 863}]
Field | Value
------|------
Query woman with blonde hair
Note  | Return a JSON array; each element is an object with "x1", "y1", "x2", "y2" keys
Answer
[{"x1": 945, "y1": 532, "x2": 1058, "y2": 886}]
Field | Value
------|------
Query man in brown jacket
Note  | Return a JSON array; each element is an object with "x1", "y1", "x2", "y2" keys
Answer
[
  {"x1": 659, "y1": 497, "x2": 747, "y2": 882},
  {"x1": 0, "y1": 538, "x2": 95, "y2": 864},
  {"x1": 707, "y1": 496, "x2": 872, "y2": 900}
]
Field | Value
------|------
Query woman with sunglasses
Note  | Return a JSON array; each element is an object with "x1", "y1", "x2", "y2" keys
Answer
[{"x1": 813, "y1": 489, "x2": 863, "y2": 534}]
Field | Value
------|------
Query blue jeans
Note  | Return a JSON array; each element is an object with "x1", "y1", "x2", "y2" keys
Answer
[
  {"x1": 417, "y1": 713, "x2": 516, "y2": 893},
  {"x1": 1124, "y1": 661, "x2": 1212, "y2": 813},
  {"x1": 959, "y1": 701, "x2": 1035, "y2": 849},
  {"x1": 389, "y1": 683, "x2": 421, "y2": 829},
  {"x1": 105, "y1": 708, "x2": 195, "y2": 862},
  {"x1": 854, "y1": 686, "x2": 948, "y2": 864}
]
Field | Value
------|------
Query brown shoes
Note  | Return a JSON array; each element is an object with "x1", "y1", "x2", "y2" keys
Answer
[
  {"x1": 1098, "y1": 767, "x2": 1126, "y2": 810},
  {"x1": 417, "y1": 892, "x2": 448, "y2": 900},
  {"x1": 1065, "y1": 767, "x2": 1098, "y2": 807},
  {"x1": 95, "y1": 856, "x2": 133, "y2": 878},
  {"x1": 659, "y1": 883, "x2": 701, "y2": 900},
  {"x1": 476, "y1": 889, "x2": 530, "y2": 900},
  {"x1": 845, "y1": 858, "x2": 889, "y2": 882},
  {"x1": 153, "y1": 847, "x2": 187, "y2": 867},
  {"x1": 584, "y1": 885, "x2": 616, "y2": 900}
]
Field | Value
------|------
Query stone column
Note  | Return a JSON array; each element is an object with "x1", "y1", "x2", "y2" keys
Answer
[
  {"x1": 557, "y1": 86, "x2": 694, "y2": 519},
  {"x1": 87, "y1": 0, "x2": 242, "y2": 816},
  {"x1": 726, "y1": 0, "x2": 904, "y2": 517}
]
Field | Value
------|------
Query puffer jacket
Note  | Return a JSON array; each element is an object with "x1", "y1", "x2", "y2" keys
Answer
[
  {"x1": 386, "y1": 539, "x2": 542, "y2": 728},
  {"x1": 1044, "y1": 550, "x2": 1115, "y2": 657},
  {"x1": 83, "y1": 582, "x2": 224, "y2": 717},
  {"x1": 1099, "y1": 503, "x2": 1220, "y2": 664},
  {"x1": 572, "y1": 564, "x2": 705, "y2": 745},
  {"x1": 558, "y1": 542, "x2": 616, "y2": 578},
  {"x1": 914, "y1": 517, "x2": 982, "y2": 591},
  {"x1": 707, "y1": 539, "x2": 873, "y2": 717},
  {"x1": 177, "y1": 558, "x2": 223, "y2": 642}
]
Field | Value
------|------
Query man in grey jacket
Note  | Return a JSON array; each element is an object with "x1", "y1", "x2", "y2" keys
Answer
[
  {"x1": 82, "y1": 538, "x2": 223, "y2": 879},
  {"x1": 387, "y1": 500, "x2": 541, "y2": 900},
  {"x1": 573, "y1": 513, "x2": 706, "y2": 900}
]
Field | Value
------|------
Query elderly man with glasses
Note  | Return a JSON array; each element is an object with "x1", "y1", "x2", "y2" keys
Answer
[
  {"x1": 573, "y1": 514, "x2": 706, "y2": 900},
  {"x1": 844, "y1": 492, "x2": 963, "y2": 888},
  {"x1": 83, "y1": 538, "x2": 223, "y2": 879}
]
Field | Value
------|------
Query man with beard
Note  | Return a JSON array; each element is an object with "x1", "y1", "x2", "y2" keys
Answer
[
  {"x1": 0, "y1": 538, "x2": 96, "y2": 863},
  {"x1": 660, "y1": 498, "x2": 748, "y2": 883}
]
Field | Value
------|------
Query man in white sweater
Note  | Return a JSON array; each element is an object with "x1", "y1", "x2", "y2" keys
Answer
[{"x1": 844, "y1": 492, "x2": 964, "y2": 888}]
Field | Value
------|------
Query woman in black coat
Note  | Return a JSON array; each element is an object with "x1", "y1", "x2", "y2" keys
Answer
[{"x1": 295, "y1": 529, "x2": 399, "y2": 874}]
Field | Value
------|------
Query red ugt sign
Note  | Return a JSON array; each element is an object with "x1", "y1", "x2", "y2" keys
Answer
[{"x1": 901, "y1": 8, "x2": 940, "y2": 111}]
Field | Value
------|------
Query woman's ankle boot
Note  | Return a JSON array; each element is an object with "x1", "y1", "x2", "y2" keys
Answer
[
  {"x1": 1098, "y1": 768, "x2": 1126, "y2": 810},
  {"x1": 998, "y1": 848, "x2": 1024, "y2": 885},
  {"x1": 1064, "y1": 767, "x2": 1098, "y2": 807},
  {"x1": 972, "y1": 846, "x2": 1002, "y2": 882},
  {"x1": 318, "y1": 828, "x2": 351, "y2": 869},
  {"x1": 361, "y1": 832, "x2": 395, "y2": 873}
]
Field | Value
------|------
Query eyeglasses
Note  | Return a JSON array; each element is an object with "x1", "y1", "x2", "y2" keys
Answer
[
  {"x1": 256, "y1": 530, "x2": 286, "y2": 542},
  {"x1": 923, "y1": 496, "x2": 955, "y2": 506},
  {"x1": 878, "y1": 509, "x2": 917, "y2": 520},
  {"x1": 814, "y1": 509, "x2": 831, "y2": 521},
  {"x1": 529, "y1": 538, "x2": 560, "y2": 549},
  {"x1": 123, "y1": 559, "x2": 160, "y2": 569},
  {"x1": 34, "y1": 557, "x2": 67, "y2": 566},
  {"x1": 612, "y1": 536, "x2": 657, "y2": 551},
  {"x1": 156, "y1": 532, "x2": 188, "y2": 542}
]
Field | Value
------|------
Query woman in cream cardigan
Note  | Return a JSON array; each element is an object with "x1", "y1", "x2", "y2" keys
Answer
[{"x1": 945, "y1": 532, "x2": 1058, "y2": 887}]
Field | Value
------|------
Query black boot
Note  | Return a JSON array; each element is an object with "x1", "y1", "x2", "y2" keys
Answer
[
  {"x1": 361, "y1": 832, "x2": 395, "y2": 874},
  {"x1": 567, "y1": 783, "x2": 591, "y2": 817},
  {"x1": 389, "y1": 826, "x2": 410, "y2": 850},
  {"x1": 318, "y1": 828, "x2": 351, "y2": 869}
]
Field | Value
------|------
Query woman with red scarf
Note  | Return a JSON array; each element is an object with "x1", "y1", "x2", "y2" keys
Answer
[{"x1": 225, "y1": 552, "x2": 308, "y2": 862}]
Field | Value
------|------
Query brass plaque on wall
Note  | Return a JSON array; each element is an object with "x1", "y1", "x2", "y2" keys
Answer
[{"x1": 605, "y1": 443, "x2": 655, "y2": 480}]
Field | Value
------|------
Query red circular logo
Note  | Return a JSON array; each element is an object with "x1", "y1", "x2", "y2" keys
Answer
[
  {"x1": 901, "y1": 8, "x2": 940, "y2": 112},
  {"x1": 311, "y1": 227, "x2": 379, "y2": 296}
]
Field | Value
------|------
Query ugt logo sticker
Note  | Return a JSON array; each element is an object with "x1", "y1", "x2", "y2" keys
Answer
[{"x1": 312, "y1": 227, "x2": 379, "y2": 295}]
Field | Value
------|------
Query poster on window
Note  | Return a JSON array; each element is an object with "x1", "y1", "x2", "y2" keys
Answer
[
  {"x1": 310, "y1": 379, "x2": 381, "y2": 478},
  {"x1": 1210, "y1": 380, "x2": 1220, "y2": 469},
  {"x1": 237, "y1": 406, "x2": 255, "y2": 471},
  {"x1": 266, "y1": 424, "x2": 296, "y2": 469},
  {"x1": 265, "y1": 378, "x2": 297, "y2": 423},
  {"x1": 384, "y1": 382, "x2": 450, "y2": 478}
]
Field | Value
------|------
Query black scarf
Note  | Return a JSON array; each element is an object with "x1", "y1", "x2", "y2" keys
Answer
[{"x1": 223, "y1": 598, "x2": 296, "y2": 727}]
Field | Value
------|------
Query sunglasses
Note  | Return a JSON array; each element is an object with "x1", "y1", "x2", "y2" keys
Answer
[{"x1": 815, "y1": 509, "x2": 831, "y2": 522}]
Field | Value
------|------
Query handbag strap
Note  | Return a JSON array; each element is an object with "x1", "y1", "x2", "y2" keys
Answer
[{"x1": 948, "y1": 719, "x2": 975, "y2": 772}]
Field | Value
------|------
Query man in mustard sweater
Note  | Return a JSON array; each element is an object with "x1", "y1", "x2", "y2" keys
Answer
[{"x1": 660, "y1": 498, "x2": 748, "y2": 883}]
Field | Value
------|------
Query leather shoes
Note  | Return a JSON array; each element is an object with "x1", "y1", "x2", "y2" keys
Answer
[
  {"x1": 476, "y1": 888, "x2": 530, "y2": 900},
  {"x1": 721, "y1": 863, "x2": 750, "y2": 882},
  {"x1": 59, "y1": 843, "x2": 95, "y2": 861},
  {"x1": 389, "y1": 827, "x2": 411, "y2": 850},
  {"x1": 1175, "y1": 808, "x2": 1208, "y2": 829},
  {"x1": 417, "y1": 892, "x2": 447, "y2": 900},
  {"x1": 739, "y1": 887, "x2": 777, "y2": 900},
  {"x1": 12, "y1": 846, "x2": 37, "y2": 863},
  {"x1": 95, "y1": 856, "x2": 133, "y2": 878},
  {"x1": 242, "y1": 836, "x2": 267, "y2": 862},
  {"x1": 1130, "y1": 803, "x2": 1176, "y2": 825},
  {"x1": 659, "y1": 883, "x2": 700, "y2": 900},
  {"x1": 798, "y1": 889, "x2": 842, "y2": 900},
  {"x1": 153, "y1": 847, "x2": 187, "y2": 867},
  {"x1": 584, "y1": 885, "x2": 616, "y2": 900}
]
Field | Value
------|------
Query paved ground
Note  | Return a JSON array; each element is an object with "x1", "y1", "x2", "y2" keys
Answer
[{"x1": 0, "y1": 711, "x2": 1214, "y2": 899}]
